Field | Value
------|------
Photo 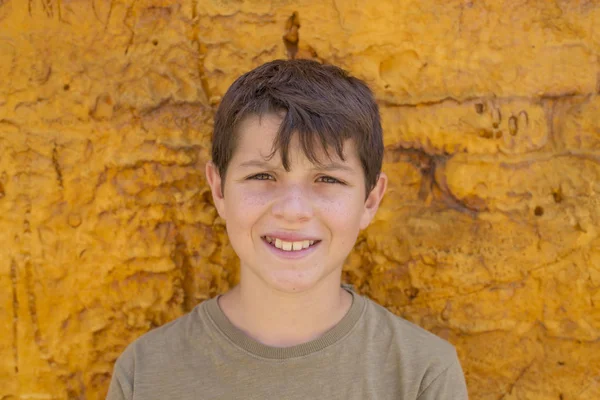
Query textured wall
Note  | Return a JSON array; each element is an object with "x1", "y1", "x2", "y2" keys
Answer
[{"x1": 1, "y1": 0, "x2": 599, "y2": 399}]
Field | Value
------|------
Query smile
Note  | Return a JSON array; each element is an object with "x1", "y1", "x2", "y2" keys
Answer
[{"x1": 262, "y1": 236, "x2": 320, "y2": 252}]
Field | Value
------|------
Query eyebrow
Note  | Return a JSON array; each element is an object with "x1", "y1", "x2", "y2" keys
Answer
[
  {"x1": 237, "y1": 159, "x2": 354, "y2": 173},
  {"x1": 313, "y1": 162, "x2": 354, "y2": 173},
  {"x1": 237, "y1": 160, "x2": 278, "y2": 169}
]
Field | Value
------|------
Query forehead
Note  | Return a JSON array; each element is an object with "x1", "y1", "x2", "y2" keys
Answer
[
  {"x1": 233, "y1": 113, "x2": 359, "y2": 167},
  {"x1": 235, "y1": 113, "x2": 282, "y2": 154}
]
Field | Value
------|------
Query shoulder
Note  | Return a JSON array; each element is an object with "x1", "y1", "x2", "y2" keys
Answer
[
  {"x1": 113, "y1": 301, "x2": 207, "y2": 372},
  {"x1": 107, "y1": 300, "x2": 220, "y2": 399},
  {"x1": 358, "y1": 295, "x2": 460, "y2": 378},
  {"x1": 363, "y1": 296, "x2": 456, "y2": 355},
  {"x1": 357, "y1": 295, "x2": 467, "y2": 397}
]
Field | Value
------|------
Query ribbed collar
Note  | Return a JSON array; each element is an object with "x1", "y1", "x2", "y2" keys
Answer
[{"x1": 203, "y1": 286, "x2": 365, "y2": 360}]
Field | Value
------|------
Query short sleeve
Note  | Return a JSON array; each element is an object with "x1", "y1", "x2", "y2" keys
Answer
[{"x1": 416, "y1": 358, "x2": 468, "y2": 400}]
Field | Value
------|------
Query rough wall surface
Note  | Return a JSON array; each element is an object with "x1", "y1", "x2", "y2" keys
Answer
[{"x1": 0, "y1": 0, "x2": 599, "y2": 399}]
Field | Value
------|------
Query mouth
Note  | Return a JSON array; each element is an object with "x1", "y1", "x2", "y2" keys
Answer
[{"x1": 261, "y1": 236, "x2": 321, "y2": 252}]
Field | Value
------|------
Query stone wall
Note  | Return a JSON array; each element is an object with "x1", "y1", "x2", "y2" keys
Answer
[{"x1": 0, "y1": 1, "x2": 599, "y2": 398}]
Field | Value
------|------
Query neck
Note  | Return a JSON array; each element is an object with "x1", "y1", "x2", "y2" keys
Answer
[{"x1": 218, "y1": 275, "x2": 353, "y2": 348}]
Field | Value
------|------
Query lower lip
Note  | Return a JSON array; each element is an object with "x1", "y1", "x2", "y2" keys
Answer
[{"x1": 261, "y1": 238, "x2": 320, "y2": 259}]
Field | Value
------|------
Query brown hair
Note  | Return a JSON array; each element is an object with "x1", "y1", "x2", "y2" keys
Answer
[{"x1": 211, "y1": 59, "x2": 383, "y2": 196}]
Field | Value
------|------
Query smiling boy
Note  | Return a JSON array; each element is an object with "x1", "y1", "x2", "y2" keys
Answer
[{"x1": 107, "y1": 59, "x2": 468, "y2": 399}]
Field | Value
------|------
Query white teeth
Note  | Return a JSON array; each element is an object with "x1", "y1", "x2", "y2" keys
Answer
[{"x1": 265, "y1": 236, "x2": 318, "y2": 252}]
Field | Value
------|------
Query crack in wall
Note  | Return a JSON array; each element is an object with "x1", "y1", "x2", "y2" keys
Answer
[
  {"x1": 385, "y1": 146, "x2": 481, "y2": 215},
  {"x1": 52, "y1": 142, "x2": 63, "y2": 189},
  {"x1": 190, "y1": 0, "x2": 212, "y2": 105},
  {"x1": 20, "y1": 128, "x2": 52, "y2": 380},
  {"x1": 331, "y1": 0, "x2": 346, "y2": 33},
  {"x1": 282, "y1": 11, "x2": 300, "y2": 59},
  {"x1": 380, "y1": 93, "x2": 593, "y2": 109},
  {"x1": 104, "y1": 0, "x2": 115, "y2": 31},
  {"x1": 22, "y1": 204, "x2": 48, "y2": 359},
  {"x1": 91, "y1": 0, "x2": 104, "y2": 25},
  {"x1": 501, "y1": 361, "x2": 535, "y2": 399},
  {"x1": 542, "y1": 98, "x2": 560, "y2": 152},
  {"x1": 123, "y1": 0, "x2": 138, "y2": 55},
  {"x1": 41, "y1": 0, "x2": 53, "y2": 18},
  {"x1": 10, "y1": 259, "x2": 19, "y2": 374},
  {"x1": 576, "y1": 375, "x2": 600, "y2": 398}
]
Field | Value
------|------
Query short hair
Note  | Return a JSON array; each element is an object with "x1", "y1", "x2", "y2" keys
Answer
[{"x1": 211, "y1": 59, "x2": 383, "y2": 196}]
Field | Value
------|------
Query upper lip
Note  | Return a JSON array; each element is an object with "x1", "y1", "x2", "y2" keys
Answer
[{"x1": 262, "y1": 232, "x2": 321, "y2": 242}]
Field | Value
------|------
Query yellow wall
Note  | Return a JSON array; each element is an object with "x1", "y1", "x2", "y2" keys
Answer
[{"x1": 1, "y1": 1, "x2": 599, "y2": 398}]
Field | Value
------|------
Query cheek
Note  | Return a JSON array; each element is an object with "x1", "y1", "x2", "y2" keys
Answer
[
  {"x1": 225, "y1": 188, "x2": 272, "y2": 224},
  {"x1": 316, "y1": 194, "x2": 364, "y2": 227}
]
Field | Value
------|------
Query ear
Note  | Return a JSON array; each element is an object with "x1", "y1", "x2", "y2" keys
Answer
[
  {"x1": 205, "y1": 161, "x2": 227, "y2": 220},
  {"x1": 359, "y1": 172, "x2": 388, "y2": 230}
]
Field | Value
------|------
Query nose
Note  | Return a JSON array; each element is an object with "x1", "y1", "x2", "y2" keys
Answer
[{"x1": 271, "y1": 185, "x2": 314, "y2": 222}]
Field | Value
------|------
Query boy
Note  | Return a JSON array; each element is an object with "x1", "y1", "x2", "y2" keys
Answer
[{"x1": 107, "y1": 59, "x2": 468, "y2": 399}]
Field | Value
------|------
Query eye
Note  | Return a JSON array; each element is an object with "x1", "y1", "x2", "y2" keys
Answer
[
  {"x1": 248, "y1": 173, "x2": 274, "y2": 181},
  {"x1": 317, "y1": 175, "x2": 343, "y2": 184}
]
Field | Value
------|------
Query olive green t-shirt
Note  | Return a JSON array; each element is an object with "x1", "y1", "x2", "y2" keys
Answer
[{"x1": 107, "y1": 289, "x2": 468, "y2": 399}]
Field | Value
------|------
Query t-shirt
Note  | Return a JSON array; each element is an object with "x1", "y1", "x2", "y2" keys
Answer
[{"x1": 107, "y1": 288, "x2": 468, "y2": 399}]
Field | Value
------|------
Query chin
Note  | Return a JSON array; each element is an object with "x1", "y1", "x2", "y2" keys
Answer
[{"x1": 265, "y1": 270, "x2": 326, "y2": 294}]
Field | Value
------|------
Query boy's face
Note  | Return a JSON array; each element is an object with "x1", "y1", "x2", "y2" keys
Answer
[{"x1": 206, "y1": 113, "x2": 387, "y2": 294}]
